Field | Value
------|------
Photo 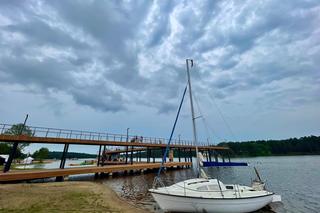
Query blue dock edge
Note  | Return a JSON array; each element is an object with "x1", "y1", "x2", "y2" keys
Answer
[{"x1": 203, "y1": 162, "x2": 248, "y2": 167}]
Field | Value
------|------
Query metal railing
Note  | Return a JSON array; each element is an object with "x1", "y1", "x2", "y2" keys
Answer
[{"x1": 0, "y1": 123, "x2": 210, "y2": 147}]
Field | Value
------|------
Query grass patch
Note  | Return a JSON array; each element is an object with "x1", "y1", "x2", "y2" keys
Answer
[{"x1": 0, "y1": 182, "x2": 148, "y2": 213}]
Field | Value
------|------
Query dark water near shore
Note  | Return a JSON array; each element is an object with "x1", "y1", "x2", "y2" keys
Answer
[{"x1": 69, "y1": 156, "x2": 320, "y2": 212}]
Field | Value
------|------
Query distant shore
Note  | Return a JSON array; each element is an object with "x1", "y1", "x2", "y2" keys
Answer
[
  {"x1": 0, "y1": 181, "x2": 150, "y2": 213},
  {"x1": 229, "y1": 153, "x2": 320, "y2": 158}
]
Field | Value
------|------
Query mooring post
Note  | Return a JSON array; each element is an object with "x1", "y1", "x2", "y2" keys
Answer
[{"x1": 3, "y1": 114, "x2": 29, "y2": 173}]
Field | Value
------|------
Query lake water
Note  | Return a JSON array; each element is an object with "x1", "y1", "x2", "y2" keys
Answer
[
  {"x1": 30, "y1": 155, "x2": 320, "y2": 212},
  {"x1": 93, "y1": 156, "x2": 320, "y2": 213}
]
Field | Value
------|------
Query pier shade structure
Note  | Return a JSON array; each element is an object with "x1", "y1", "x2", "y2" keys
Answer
[{"x1": 0, "y1": 123, "x2": 230, "y2": 182}]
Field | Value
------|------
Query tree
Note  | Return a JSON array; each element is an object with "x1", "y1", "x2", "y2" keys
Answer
[
  {"x1": 33, "y1": 147, "x2": 49, "y2": 162},
  {"x1": 0, "y1": 143, "x2": 11, "y2": 154},
  {"x1": 4, "y1": 123, "x2": 32, "y2": 150}
]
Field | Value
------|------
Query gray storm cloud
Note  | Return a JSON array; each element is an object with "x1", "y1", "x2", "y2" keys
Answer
[{"x1": 0, "y1": 0, "x2": 319, "y2": 114}]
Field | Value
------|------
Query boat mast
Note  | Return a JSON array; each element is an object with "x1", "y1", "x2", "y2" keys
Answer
[{"x1": 186, "y1": 59, "x2": 200, "y2": 177}]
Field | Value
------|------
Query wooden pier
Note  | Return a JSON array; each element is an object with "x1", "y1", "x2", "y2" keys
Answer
[{"x1": 0, "y1": 123, "x2": 229, "y2": 182}]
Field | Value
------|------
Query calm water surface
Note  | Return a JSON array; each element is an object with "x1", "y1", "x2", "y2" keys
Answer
[{"x1": 91, "y1": 156, "x2": 320, "y2": 213}]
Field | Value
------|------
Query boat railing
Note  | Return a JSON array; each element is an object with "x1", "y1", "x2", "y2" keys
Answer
[{"x1": 0, "y1": 123, "x2": 209, "y2": 147}]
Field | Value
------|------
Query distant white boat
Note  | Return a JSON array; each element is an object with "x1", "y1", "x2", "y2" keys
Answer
[
  {"x1": 149, "y1": 59, "x2": 281, "y2": 213},
  {"x1": 22, "y1": 156, "x2": 34, "y2": 164}
]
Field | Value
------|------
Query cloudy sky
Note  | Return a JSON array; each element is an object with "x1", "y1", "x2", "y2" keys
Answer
[{"x1": 0, "y1": 0, "x2": 319, "y2": 154}]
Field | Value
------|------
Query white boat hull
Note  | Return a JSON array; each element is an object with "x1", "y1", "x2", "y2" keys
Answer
[{"x1": 151, "y1": 192, "x2": 274, "y2": 213}]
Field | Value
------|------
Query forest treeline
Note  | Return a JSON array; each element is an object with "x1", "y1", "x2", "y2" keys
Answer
[
  {"x1": 47, "y1": 151, "x2": 97, "y2": 159},
  {"x1": 218, "y1": 135, "x2": 320, "y2": 157}
]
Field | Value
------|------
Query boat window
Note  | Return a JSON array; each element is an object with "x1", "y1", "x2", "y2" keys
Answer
[
  {"x1": 207, "y1": 185, "x2": 220, "y2": 191},
  {"x1": 197, "y1": 186, "x2": 208, "y2": 191},
  {"x1": 226, "y1": 186, "x2": 234, "y2": 190}
]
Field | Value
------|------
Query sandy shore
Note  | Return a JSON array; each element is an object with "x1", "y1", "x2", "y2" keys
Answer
[{"x1": 0, "y1": 181, "x2": 151, "y2": 213}]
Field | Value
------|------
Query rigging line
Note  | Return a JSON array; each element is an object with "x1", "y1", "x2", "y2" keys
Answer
[
  {"x1": 193, "y1": 67, "x2": 237, "y2": 142},
  {"x1": 193, "y1": 92, "x2": 226, "y2": 144},
  {"x1": 192, "y1": 83, "x2": 226, "y2": 144},
  {"x1": 155, "y1": 84, "x2": 188, "y2": 180},
  {"x1": 193, "y1": 91, "x2": 214, "y2": 144}
]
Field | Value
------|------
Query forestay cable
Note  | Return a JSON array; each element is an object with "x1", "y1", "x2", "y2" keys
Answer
[{"x1": 153, "y1": 85, "x2": 188, "y2": 188}]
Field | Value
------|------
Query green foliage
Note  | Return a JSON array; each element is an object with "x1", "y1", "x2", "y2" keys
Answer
[
  {"x1": 47, "y1": 151, "x2": 97, "y2": 159},
  {"x1": 0, "y1": 142, "x2": 11, "y2": 154},
  {"x1": 0, "y1": 142, "x2": 25, "y2": 158},
  {"x1": 4, "y1": 123, "x2": 32, "y2": 150},
  {"x1": 33, "y1": 147, "x2": 49, "y2": 161},
  {"x1": 219, "y1": 135, "x2": 320, "y2": 157}
]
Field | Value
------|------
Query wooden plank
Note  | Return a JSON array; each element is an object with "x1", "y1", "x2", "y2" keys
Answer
[
  {"x1": 0, "y1": 162, "x2": 191, "y2": 182},
  {"x1": 0, "y1": 135, "x2": 228, "y2": 150}
]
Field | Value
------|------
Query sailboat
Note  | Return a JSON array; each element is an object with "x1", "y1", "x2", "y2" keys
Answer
[{"x1": 149, "y1": 59, "x2": 281, "y2": 213}]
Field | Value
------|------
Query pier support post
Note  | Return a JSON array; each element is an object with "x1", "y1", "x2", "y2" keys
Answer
[
  {"x1": 206, "y1": 150, "x2": 209, "y2": 161},
  {"x1": 130, "y1": 147, "x2": 133, "y2": 165},
  {"x1": 214, "y1": 151, "x2": 218, "y2": 162},
  {"x1": 97, "y1": 145, "x2": 102, "y2": 166},
  {"x1": 95, "y1": 145, "x2": 102, "y2": 178},
  {"x1": 161, "y1": 148, "x2": 166, "y2": 163},
  {"x1": 3, "y1": 142, "x2": 19, "y2": 173},
  {"x1": 126, "y1": 128, "x2": 129, "y2": 164},
  {"x1": 209, "y1": 150, "x2": 212, "y2": 162},
  {"x1": 147, "y1": 148, "x2": 150, "y2": 163},
  {"x1": 101, "y1": 145, "x2": 106, "y2": 166},
  {"x1": 56, "y1": 143, "x2": 69, "y2": 181},
  {"x1": 125, "y1": 146, "x2": 128, "y2": 164},
  {"x1": 59, "y1": 144, "x2": 69, "y2": 169},
  {"x1": 3, "y1": 114, "x2": 29, "y2": 173},
  {"x1": 184, "y1": 149, "x2": 187, "y2": 162},
  {"x1": 178, "y1": 148, "x2": 181, "y2": 162},
  {"x1": 189, "y1": 148, "x2": 192, "y2": 162}
]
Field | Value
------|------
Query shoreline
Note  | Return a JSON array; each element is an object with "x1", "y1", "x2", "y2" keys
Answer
[{"x1": 0, "y1": 181, "x2": 151, "y2": 213}]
